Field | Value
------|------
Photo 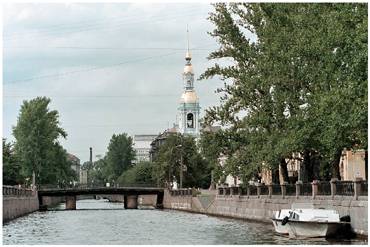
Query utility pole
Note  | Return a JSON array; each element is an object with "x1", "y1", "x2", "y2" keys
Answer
[{"x1": 180, "y1": 152, "x2": 183, "y2": 189}]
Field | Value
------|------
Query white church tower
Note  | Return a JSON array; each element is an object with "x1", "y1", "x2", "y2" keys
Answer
[{"x1": 177, "y1": 29, "x2": 200, "y2": 137}]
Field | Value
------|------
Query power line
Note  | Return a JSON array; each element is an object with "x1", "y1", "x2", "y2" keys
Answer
[
  {"x1": 4, "y1": 46, "x2": 213, "y2": 51},
  {"x1": 3, "y1": 94, "x2": 179, "y2": 98},
  {"x1": 4, "y1": 42, "x2": 217, "y2": 84},
  {"x1": 4, "y1": 9, "x2": 209, "y2": 42},
  {"x1": 4, "y1": 5, "x2": 205, "y2": 38},
  {"x1": 4, "y1": 51, "x2": 180, "y2": 84}
]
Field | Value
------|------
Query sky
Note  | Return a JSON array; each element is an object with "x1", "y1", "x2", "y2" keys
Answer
[{"x1": 3, "y1": 3, "x2": 225, "y2": 162}]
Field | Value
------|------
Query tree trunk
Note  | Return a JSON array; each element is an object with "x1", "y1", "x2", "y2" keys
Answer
[
  {"x1": 300, "y1": 150, "x2": 311, "y2": 183},
  {"x1": 272, "y1": 167, "x2": 280, "y2": 184},
  {"x1": 279, "y1": 158, "x2": 289, "y2": 184},
  {"x1": 331, "y1": 148, "x2": 343, "y2": 180}
]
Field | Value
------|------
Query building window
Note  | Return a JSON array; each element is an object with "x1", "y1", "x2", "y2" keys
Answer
[{"x1": 187, "y1": 113, "x2": 194, "y2": 128}]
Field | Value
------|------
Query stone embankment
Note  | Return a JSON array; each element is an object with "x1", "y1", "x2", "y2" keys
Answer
[
  {"x1": 3, "y1": 186, "x2": 67, "y2": 223},
  {"x1": 163, "y1": 181, "x2": 368, "y2": 236},
  {"x1": 3, "y1": 186, "x2": 39, "y2": 223}
]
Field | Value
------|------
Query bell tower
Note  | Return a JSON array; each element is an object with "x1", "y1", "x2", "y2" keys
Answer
[{"x1": 177, "y1": 28, "x2": 200, "y2": 137}]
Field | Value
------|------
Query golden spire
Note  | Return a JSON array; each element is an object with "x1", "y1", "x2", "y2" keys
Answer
[{"x1": 185, "y1": 25, "x2": 191, "y2": 61}]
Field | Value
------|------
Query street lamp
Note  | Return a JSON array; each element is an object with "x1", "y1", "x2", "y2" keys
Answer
[{"x1": 176, "y1": 144, "x2": 184, "y2": 189}]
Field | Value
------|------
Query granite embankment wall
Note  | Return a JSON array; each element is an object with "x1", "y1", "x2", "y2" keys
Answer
[
  {"x1": 3, "y1": 187, "x2": 39, "y2": 223},
  {"x1": 3, "y1": 186, "x2": 67, "y2": 223},
  {"x1": 163, "y1": 190, "x2": 368, "y2": 236}
]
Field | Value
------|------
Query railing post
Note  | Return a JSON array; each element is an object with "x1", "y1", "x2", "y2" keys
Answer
[
  {"x1": 191, "y1": 188, "x2": 196, "y2": 197},
  {"x1": 312, "y1": 180, "x2": 319, "y2": 199},
  {"x1": 330, "y1": 178, "x2": 338, "y2": 199},
  {"x1": 281, "y1": 182, "x2": 287, "y2": 199},
  {"x1": 267, "y1": 184, "x2": 272, "y2": 199},
  {"x1": 257, "y1": 183, "x2": 261, "y2": 198},
  {"x1": 354, "y1": 177, "x2": 362, "y2": 200},
  {"x1": 247, "y1": 185, "x2": 250, "y2": 198},
  {"x1": 295, "y1": 180, "x2": 302, "y2": 198}
]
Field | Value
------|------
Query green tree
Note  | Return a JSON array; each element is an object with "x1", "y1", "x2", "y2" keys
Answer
[
  {"x1": 105, "y1": 133, "x2": 135, "y2": 182},
  {"x1": 12, "y1": 97, "x2": 72, "y2": 185},
  {"x1": 3, "y1": 139, "x2": 22, "y2": 185},
  {"x1": 153, "y1": 134, "x2": 211, "y2": 188},
  {"x1": 117, "y1": 161, "x2": 156, "y2": 186},
  {"x1": 200, "y1": 3, "x2": 367, "y2": 182},
  {"x1": 88, "y1": 157, "x2": 108, "y2": 185}
]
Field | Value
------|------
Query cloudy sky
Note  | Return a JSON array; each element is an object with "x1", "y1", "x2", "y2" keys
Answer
[{"x1": 3, "y1": 3, "x2": 224, "y2": 162}]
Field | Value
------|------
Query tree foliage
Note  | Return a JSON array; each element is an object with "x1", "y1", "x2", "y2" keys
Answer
[
  {"x1": 117, "y1": 161, "x2": 156, "y2": 186},
  {"x1": 105, "y1": 133, "x2": 136, "y2": 182},
  {"x1": 3, "y1": 139, "x2": 22, "y2": 185},
  {"x1": 153, "y1": 133, "x2": 211, "y2": 188},
  {"x1": 200, "y1": 3, "x2": 367, "y2": 182},
  {"x1": 12, "y1": 97, "x2": 75, "y2": 185}
]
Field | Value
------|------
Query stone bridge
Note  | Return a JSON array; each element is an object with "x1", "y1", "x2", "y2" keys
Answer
[{"x1": 38, "y1": 187, "x2": 164, "y2": 210}]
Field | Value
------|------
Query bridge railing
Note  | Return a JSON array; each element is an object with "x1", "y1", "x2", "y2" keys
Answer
[
  {"x1": 38, "y1": 183, "x2": 160, "y2": 190},
  {"x1": 3, "y1": 186, "x2": 34, "y2": 197},
  {"x1": 169, "y1": 188, "x2": 198, "y2": 197}
]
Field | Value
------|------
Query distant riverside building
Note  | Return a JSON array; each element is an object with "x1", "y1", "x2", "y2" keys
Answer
[
  {"x1": 133, "y1": 135, "x2": 157, "y2": 164},
  {"x1": 67, "y1": 153, "x2": 80, "y2": 183},
  {"x1": 79, "y1": 169, "x2": 88, "y2": 185},
  {"x1": 149, "y1": 126, "x2": 178, "y2": 162}
]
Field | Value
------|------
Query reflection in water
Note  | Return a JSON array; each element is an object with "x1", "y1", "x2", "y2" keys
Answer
[{"x1": 3, "y1": 199, "x2": 367, "y2": 245}]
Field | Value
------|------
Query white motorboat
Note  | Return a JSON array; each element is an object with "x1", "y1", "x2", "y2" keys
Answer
[
  {"x1": 272, "y1": 203, "x2": 314, "y2": 235},
  {"x1": 272, "y1": 204, "x2": 351, "y2": 238}
]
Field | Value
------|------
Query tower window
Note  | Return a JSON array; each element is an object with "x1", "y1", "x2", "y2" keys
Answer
[{"x1": 187, "y1": 113, "x2": 194, "y2": 128}]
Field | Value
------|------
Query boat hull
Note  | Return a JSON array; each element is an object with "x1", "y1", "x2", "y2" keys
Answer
[
  {"x1": 272, "y1": 219, "x2": 289, "y2": 235},
  {"x1": 287, "y1": 221, "x2": 347, "y2": 238}
]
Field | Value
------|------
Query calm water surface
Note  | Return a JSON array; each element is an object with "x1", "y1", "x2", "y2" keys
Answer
[{"x1": 3, "y1": 199, "x2": 367, "y2": 245}]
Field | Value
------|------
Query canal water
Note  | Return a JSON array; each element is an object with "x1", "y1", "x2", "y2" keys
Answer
[{"x1": 3, "y1": 199, "x2": 367, "y2": 245}]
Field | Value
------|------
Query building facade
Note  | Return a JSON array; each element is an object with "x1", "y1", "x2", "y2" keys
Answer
[
  {"x1": 67, "y1": 153, "x2": 81, "y2": 183},
  {"x1": 133, "y1": 135, "x2": 158, "y2": 163},
  {"x1": 339, "y1": 149, "x2": 367, "y2": 181},
  {"x1": 149, "y1": 126, "x2": 178, "y2": 162}
]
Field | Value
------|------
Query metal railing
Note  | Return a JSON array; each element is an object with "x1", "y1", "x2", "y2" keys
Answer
[
  {"x1": 317, "y1": 181, "x2": 331, "y2": 196},
  {"x1": 260, "y1": 185, "x2": 269, "y2": 195},
  {"x1": 249, "y1": 185, "x2": 257, "y2": 196},
  {"x1": 271, "y1": 184, "x2": 281, "y2": 195},
  {"x1": 170, "y1": 188, "x2": 193, "y2": 196},
  {"x1": 360, "y1": 181, "x2": 368, "y2": 196},
  {"x1": 335, "y1": 181, "x2": 354, "y2": 196},
  {"x1": 240, "y1": 187, "x2": 248, "y2": 196},
  {"x1": 285, "y1": 184, "x2": 296, "y2": 196},
  {"x1": 300, "y1": 183, "x2": 312, "y2": 196}
]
